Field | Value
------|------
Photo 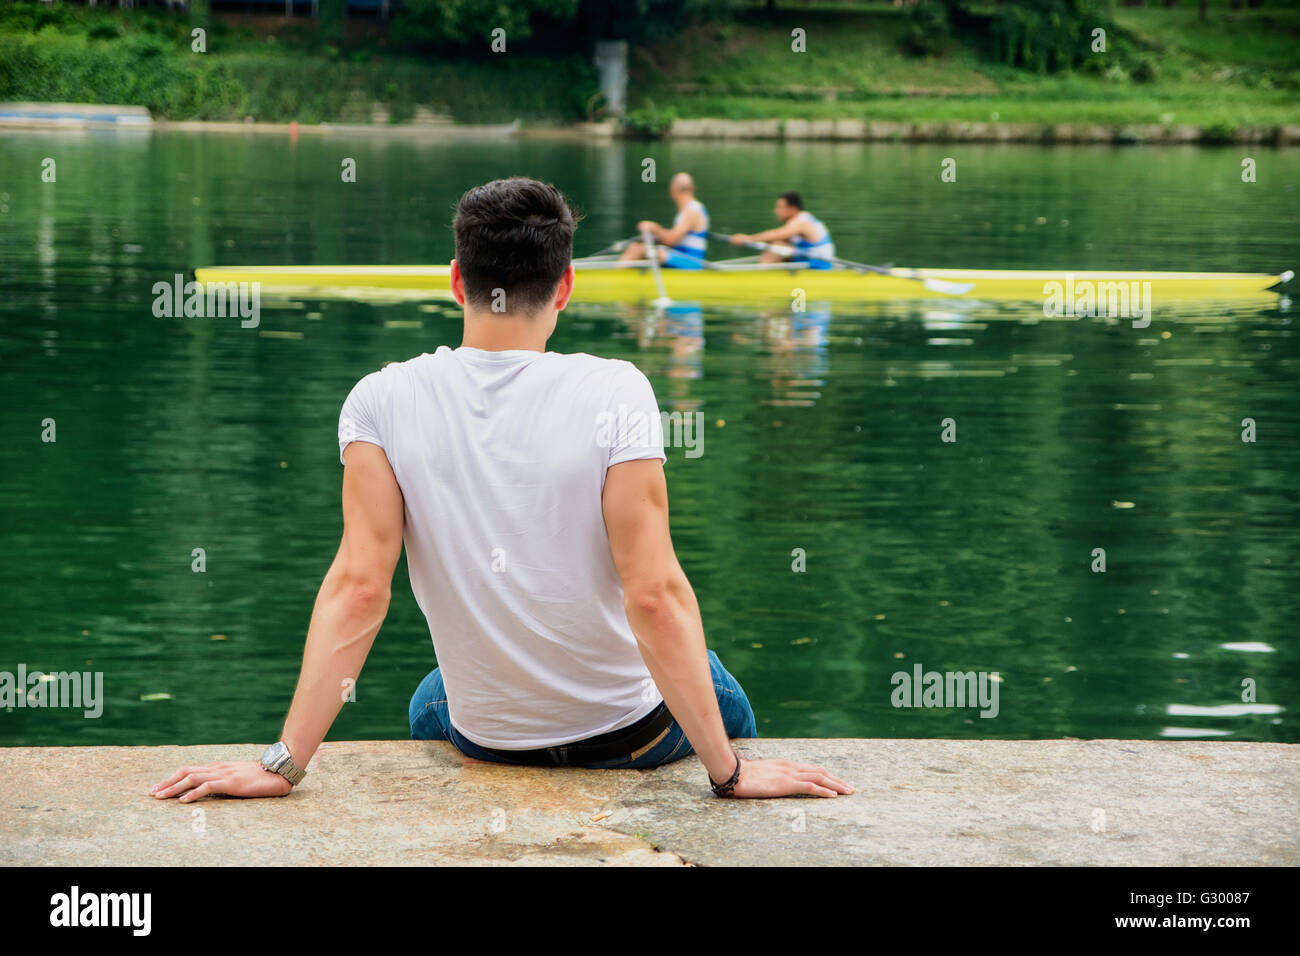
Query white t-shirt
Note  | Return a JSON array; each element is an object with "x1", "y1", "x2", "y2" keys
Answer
[{"x1": 338, "y1": 346, "x2": 667, "y2": 749}]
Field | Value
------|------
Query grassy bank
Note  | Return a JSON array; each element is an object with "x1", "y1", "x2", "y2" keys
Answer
[
  {"x1": 1, "y1": 1, "x2": 1296, "y2": 130},
  {"x1": 0, "y1": 6, "x2": 595, "y2": 123},
  {"x1": 632, "y1": 2, "x2": 1300, "y2": 130}
]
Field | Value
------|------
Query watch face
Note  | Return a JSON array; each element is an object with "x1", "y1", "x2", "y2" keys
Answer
[{"x1": 261, "y1": 742, "x2": 286, "y2": 768}]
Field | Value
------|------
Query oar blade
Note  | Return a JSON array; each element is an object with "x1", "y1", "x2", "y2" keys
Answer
[{"x1": 921, "y1": 277, "x2": 976, "y2": 295}]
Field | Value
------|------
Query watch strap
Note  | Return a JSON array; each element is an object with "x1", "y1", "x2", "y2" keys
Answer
[
  {"x1": 263, "y1": 742, "x2": 306, "y2": 786},
  {"x1": 278, "y1": 755, "x2": 306, "y2": 786}
]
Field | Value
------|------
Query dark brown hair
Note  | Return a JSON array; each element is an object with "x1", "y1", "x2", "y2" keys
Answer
[
  {"x1": 778, "y1": 190, "x2": 803, "y2": 210},
  {"x1": 452, "y1": 177, "x2": 580, "y2": 314}
]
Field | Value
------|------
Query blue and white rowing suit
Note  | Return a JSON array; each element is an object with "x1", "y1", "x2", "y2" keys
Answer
[
  {"x1": 789, "y1": 212, "x2": 835, "y2": 270},
  {"x1": 663, "y1": 200, "x2": 709, "y2": 270}
]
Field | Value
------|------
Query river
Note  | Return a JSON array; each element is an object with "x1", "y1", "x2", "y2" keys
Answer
[{"x1": 0, "y1": 131, "x2": 1296, "y2": 745}]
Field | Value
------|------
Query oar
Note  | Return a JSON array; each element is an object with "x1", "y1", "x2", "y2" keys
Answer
[
  {"x1": 710, "y1": 232, "x2": 974, "y2": 295},
  {"x1": 588, "y1": 236, "x2": 638, "y2": 257},
  {"x1": 641, "y1": 230, "x2": 674, "y2": 308}
]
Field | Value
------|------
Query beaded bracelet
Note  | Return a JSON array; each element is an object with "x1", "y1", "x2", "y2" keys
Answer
[{"x1": 709, "y1": 750, "x2": 742, "y2": 797}]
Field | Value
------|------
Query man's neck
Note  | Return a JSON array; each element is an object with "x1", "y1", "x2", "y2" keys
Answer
[{"x1": 460, "y1": 309, "x2": 553, "y2": 352}]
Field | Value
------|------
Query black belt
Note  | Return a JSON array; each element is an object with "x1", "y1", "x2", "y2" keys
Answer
[{"x1": 466, "y1": 701, "x2": 675, "y2": 766}]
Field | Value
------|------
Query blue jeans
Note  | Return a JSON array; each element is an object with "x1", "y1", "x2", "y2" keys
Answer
[{"x1": 408, "y1": 648, "x2": 757, "y2": 769}]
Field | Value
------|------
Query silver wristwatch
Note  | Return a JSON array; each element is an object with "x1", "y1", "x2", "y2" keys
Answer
[{"x1": 260, "y1": 741, "x2": 306, "y2": 786}]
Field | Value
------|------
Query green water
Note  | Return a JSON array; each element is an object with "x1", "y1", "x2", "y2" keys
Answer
[{"x1": 1, "y1": 132, "x2": 1297, "y2": 747}]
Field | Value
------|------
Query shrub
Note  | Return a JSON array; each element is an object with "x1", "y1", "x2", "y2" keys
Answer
[
  {"x1": 917, "y1": 0, "x2": 1115, "y2": 74},
  {"x1": 1131, "y1": 56, "x2": 1159, "y2": 83},
  {"x1": 1200, "y1": 122, "x2": 1236, "y2": 145},
  {"x1": 622, "y1": 104, "x2": 676, "y2": 139},
  {"x1": 87, "y1": 22, "x2": 122, "y2": 41},
  {"x1": 1080, "y1": 56, "x2": 1106, "y2": 76},
  {"x1": 903, "y1": 2, "x2": 953, "y2": 58}
]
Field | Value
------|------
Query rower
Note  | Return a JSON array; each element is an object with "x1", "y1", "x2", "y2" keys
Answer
[
  {"x1": 731, "y1": 191, "x2": 835, "y2": 270},
  {"x1": 619, "y1": 172, "x2": 710, "y2": 269}
]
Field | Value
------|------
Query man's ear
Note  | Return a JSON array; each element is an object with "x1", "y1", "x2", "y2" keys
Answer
[
  {"x1": 553, "y1": 264, "x2": 575, "y2": 312},
  {"x1": 449, "y1": 259, "x2": 467, "y2": 306}
]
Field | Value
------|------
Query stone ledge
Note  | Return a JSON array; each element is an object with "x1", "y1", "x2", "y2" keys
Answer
[{"x1": 1, "y1": 739, "x2": 1295, "y2": 866}]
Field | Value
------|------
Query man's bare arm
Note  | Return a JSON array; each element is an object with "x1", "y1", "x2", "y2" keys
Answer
[
  {"x1": 747, "y1": 222, "x2": 801, "y2": 243},
  {"x1": 279, "y1": 440, "x2": 405, "y2": 767},
  {"x1": 636, "y1": 207, "x2": 701, "y2": 247},
  {"x1": 735, "y1": 214, "x2": 807, "y2": 246},
  {"x1": 602, "y1": 458, "x2": 853, "y2": 798},
  {"x1": 151, "y1": 440, "x2": 404, "y2": 801},
  {"x1": 654, "y1": 208, "x2": 697, "y2": 247}
]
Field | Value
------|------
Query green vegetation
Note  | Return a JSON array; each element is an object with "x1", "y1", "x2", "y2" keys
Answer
[
  {"x1": 0, "y1": 32, "x2": 595, "y2": 123},
  {"x1": 0, "y1": 0, "x2": 1296, "y2": 129},
  {"x1": 621, "y1": 103, "x2": 678, "y2": 138},
  {"x1": 936, "y1": 0, "x2": 1118, "y2": 74},
  {"x1": 0, "y1": 1, "x2": 604, "y2": 122},
  {"x1": 631, "y1": 0, "x2": 1300, "y2": 129}
]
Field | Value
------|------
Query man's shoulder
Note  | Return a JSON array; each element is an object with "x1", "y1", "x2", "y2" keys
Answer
[
  {"x1": 546, "y1": 349, "x2": 630, "y2": 368},
  {"x1": 354, "y1": 349, "x2": 646, "y2": 392},
  {"x1": 351, "y1": 351, "x2": 438, "y2": 389},
  {"x1": 384, "y1": 350, "x2": 442, "y2": 373},
  {"x1": 546, "y1": 351, "x2": 645, "y2": 381}
]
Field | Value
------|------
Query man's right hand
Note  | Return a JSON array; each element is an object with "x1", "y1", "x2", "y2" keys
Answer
[
  {"x1": 151, "y1": 761, "x2": 294, "y2": 802},
  {"x1": 728, "y1": 757, "x2": 854, "y2": 798}
]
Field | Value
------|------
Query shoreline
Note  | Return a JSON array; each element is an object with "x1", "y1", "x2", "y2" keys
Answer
[
  {"x1": 3, "y1": 104, "x2": 1298, "y2": 146},
  {"x1": 666, "y1": 118, "x2": 1300, "y2": 146}
]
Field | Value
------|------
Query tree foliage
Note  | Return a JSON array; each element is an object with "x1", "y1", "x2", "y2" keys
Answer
[
  {"x1": 909, "y1": 0, "x2": 1119, "y2": 73},
  {"x1": 391, "y1": 0, "x2": 579, "y2": 53},
  {"x1": 572, "y1": 0, "x2": 729, "y2": 44},
  {"x1": 390, "y1": 0, "x2": 729, "y2": 53}
]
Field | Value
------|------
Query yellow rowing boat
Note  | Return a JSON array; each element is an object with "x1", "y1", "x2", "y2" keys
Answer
[{"x1": 193, "y1": 263, "x2": 1292, "y2": 305}]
